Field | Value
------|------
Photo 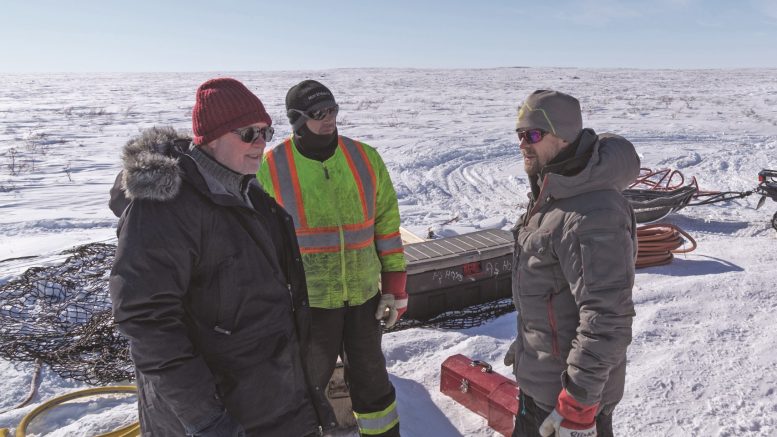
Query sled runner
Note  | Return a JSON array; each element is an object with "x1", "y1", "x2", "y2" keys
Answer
[
  {"x1": 326, "y1": 360, "x2": 359, "y2": 432},
  {"x1": 622, "y1": 185, "x2": 697, "y2": 223},
  {"x1": 440, "y1": 354, "x2": 519, "y2": 436}
]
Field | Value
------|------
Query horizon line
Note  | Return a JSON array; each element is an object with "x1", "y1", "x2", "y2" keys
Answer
[{"x1": 2, "y1": 65, "x2": 777, "y2": 75}]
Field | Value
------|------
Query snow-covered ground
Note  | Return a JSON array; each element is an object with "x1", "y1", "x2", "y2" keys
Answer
[{"x1": 1, "y1": 68, "x2": 776, "y2": 436}]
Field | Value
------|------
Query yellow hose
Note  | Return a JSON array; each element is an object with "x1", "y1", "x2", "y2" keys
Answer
[{"x1": 6, "y1": 385, "x2": 140, "y2": 437}]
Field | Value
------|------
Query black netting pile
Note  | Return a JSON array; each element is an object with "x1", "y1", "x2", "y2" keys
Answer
[
  {"x1": 387, "y1": 298, "x2": 514, "y2": 332},
  {"x1": 0, "y1": 242, "x2": 133, "y2": 385},
  {"x1": 0, "y1": 242, "x2": 512, "y2": 384}
]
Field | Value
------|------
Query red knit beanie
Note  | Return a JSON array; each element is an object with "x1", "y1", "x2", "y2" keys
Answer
[{"x1": 192, "y1": 78, "x2": 272, "y2": 145}]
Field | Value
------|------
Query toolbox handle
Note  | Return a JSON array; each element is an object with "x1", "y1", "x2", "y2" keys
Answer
[{"x1": 469, "y1": 360, "x2": 493, "y2": 373}]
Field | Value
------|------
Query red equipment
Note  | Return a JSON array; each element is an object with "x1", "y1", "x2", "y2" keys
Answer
[{"x1": 440, "y1": 354, "x2": 519, "y2": 436}]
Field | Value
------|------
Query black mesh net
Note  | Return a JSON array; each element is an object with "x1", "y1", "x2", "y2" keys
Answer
[
  {"x1": 386, "y1": 298, "x2": 515, "y2": 332},
  {"x1": 0, "y1": 243, "x2": 133, "y2": 385},
  {"x1": 0, "y1": 242, "x2": 512, "y2": 385}
]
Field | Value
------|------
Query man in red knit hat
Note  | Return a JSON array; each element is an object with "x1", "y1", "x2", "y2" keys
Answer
[{"x1": 110, "y1": 78, "x2": 336, "y2": 436}]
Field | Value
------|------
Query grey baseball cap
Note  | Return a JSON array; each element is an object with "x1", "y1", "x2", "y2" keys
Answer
[{"x1": 516, "y1": 90, "x2": 583, "y2": 143}]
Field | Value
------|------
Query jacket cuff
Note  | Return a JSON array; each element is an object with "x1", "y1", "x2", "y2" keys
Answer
[
  {"x1": 556, "y1": 388, "x2": 598, "y2": 426},
  {"x1": 380, "y1": 271, "x2": 407, "y2": 299}
]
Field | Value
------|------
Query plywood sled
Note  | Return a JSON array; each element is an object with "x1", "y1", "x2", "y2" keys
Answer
[{"x1": 403, "y1": 229, "x2": 514, "y2": 321}]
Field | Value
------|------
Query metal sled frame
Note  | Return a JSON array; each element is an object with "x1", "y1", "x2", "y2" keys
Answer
[{"x1": 623, "y1": 185, "x2": 697, "y2": 223}]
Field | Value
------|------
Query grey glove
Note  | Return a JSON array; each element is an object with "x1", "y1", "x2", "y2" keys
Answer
[
  {"x1": 188, "y1": 410, "x2": 245, "y2": 437},
  {"x1": 503, "y1": 339, "x2": 518, "y2": 367},
  {"x1": 375, "y1": 293, "x2": 405, "y2": 329}
]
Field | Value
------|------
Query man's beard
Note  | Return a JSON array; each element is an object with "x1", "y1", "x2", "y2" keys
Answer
[{"x1": 523, "y1": 155, "x2": 540, "y2": 176}]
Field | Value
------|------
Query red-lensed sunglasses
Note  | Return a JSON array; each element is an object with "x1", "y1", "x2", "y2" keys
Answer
[{"x1": 517, "y1": 129, "x2": 546, "y2": 145}]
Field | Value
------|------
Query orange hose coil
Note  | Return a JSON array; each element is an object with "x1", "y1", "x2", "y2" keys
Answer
[{"x1": 635, "y1": 223, "x2": 697, "y2": 268}]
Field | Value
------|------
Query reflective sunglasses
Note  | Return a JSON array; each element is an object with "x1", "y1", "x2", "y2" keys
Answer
[
  {"x1": 289, "y1": 105, "x2": 339, "y2": 121},
  {"x1": 517, "y1": 128, "x2": 546, "y2": 145},
  {"x1": 309, "y1": 105, "x2": 339, "y2": 120},
  {"x1": 232, "y1": 126, "x2": 274, "y2": 143}
]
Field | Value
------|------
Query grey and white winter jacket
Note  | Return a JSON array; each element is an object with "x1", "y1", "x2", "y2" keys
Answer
[{"x1": 510, "y1": 128, "x2": 639, "y2": 413}]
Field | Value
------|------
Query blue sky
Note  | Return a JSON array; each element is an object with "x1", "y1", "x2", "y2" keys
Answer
[{"x1": 2, "y1": 0, "x2": 776, "y2": 72}]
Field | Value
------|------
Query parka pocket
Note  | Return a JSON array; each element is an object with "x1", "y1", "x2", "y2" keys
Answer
[
  {"x1": 516, "y1": 230, "x2": 554, "y2": 296},
  {"x1": 578, "y1": 230, "x2": 632, "y2": 291},
  {"x1": 213, "y1": 253, "x2": 239, "y2": 334},
  {"x1": 520, "y1": 230, "x2": 551, "y2": 256}
]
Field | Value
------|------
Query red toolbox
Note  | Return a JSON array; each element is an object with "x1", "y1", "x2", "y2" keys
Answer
[{"x1": 440, "y1": 354, "x2": 519, "y2": 436}]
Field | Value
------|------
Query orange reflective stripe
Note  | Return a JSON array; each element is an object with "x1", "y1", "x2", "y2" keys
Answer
[
  {"x1": 348, "y1": 238, "x2": 375, "y2": 250},
  {"x1": 285, "y1": 140, "x2": 307, "y2": 228},
  {"x1": 296, "y1": 219, "x2": 375, "y2": 235},
  {"x1": 266, "y1": 150, "x2": 284, "y2": 206},
  {"x1": 379, "y1": 247, "x2": 404, "y2": 256},
  {"x1": 267, "y1": 136, "x2": 379, "y2": 255},
  {"x1": 340, "y1": 137, "x2": 368, "y2": 221},
  {"x1": 340, "y1": 137, "x2": 376, "y2": 221},
  {"x1": 355, "y1": 139, "x2": 377, "y2": 200},
  {"x1": 268, "y1": 140, "x2": 306, "y2": 228},
  {"x1": 375, "y1": 231, "x2": 403, "y2": 256},
  {"x1": 297, "y1": 224, "x2": 375, "y2": 254},
  {"x1": 377, "y1": 231, "x2": 401, "y2": 240},
  {"x1": 300, "y1": 246, "x2": 340, "y2": 254}
]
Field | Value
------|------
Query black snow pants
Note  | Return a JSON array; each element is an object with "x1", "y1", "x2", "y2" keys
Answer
[{"x1": 310, "y1": 293, "x2": 399, "y2": 437}]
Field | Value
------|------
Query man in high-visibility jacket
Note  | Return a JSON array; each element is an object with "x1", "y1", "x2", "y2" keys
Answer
[{"x1": 258, "y1": 80, "x2": 406, "y2": 437}]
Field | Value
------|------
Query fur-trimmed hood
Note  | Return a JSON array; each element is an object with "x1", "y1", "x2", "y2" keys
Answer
[
  {"x1": 108, "y1": 127, "x2": 192, "y2": 217},
  {"x1": 120, "y1": 126, "x2": 192, "y2": 201}
]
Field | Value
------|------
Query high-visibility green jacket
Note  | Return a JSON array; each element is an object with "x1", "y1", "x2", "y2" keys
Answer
[{"x1": 258, "y1": 135, "x2": 406, "y2": 309}]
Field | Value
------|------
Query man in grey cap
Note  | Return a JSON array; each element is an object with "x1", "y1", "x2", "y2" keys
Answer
[{"x1": 504, "y1": 90, "x2": 639, "y2": 437}]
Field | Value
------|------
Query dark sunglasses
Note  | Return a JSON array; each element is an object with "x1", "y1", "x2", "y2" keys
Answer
[
  {"x1": 310, "y1": 105, "x2": 339, "y2": 120},
  {"x1": 290, "y1": 105, "x2": 339, "y2": 121},
  {"x1": 517, "y1": 129, "x2": 546, "y2": 145},
  {"x1": 232, "y1": 126, "x2": 274, "y2": 143}
]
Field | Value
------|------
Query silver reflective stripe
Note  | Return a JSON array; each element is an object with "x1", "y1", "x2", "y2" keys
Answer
[
  {"x1": 296, "y1": 232, "x2": 341, "y2": 249},
  {"x1": 297, "y1": 224, "x2": 375, "y2": 252},
  {"x1": 354, "y1": 402, "x2": 399, "y2": 435},
  {"x1": 340, "y1": 137, "x2": 376, "y2": 220},
  {"x1": 271, "y1": 141, "x2": 303, "y2": 228},
  {"x1": 345, "y1": 225, "x2": 375, "y2": 247},
  {"x1": 376, "y1": 234, "x2": 403, "y2": 253}
]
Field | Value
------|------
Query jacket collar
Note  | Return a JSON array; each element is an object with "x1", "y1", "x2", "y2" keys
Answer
[
  {"x1": 117, "y1": 126, "x2": 259, "y2": 209},
  {"x1": 536, "y1": 128, "x2": 640, "y2": 201},
  {"x1": 188, "y1": 145, "x2": 255, "y2": 206}
]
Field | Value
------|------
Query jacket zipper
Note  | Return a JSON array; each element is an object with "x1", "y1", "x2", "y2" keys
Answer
[
  {"x1": 547, "y1": 294, "x2": 560, "y2": 359},
  {"x1": 239, "y1": 194, "x2": 297, "y2": 315},
  {"x1": 322, "y1": 161, "x2": 349, "y2": 303},
  {"x1": 526, "y1": 176, "x2": 551, "y2": 224},
  {"x1": 213, "y1": 257, "x2": 231, "y2": 335}
]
